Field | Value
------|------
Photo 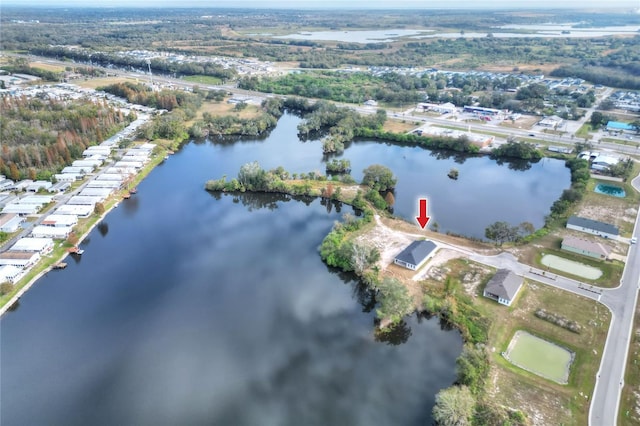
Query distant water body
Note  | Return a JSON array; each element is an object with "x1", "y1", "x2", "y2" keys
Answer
[{"x1": 273, "y1": 24, "x2": 639, "y2": 43}]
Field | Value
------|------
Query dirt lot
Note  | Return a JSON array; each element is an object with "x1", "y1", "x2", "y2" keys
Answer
[
  {"x1": 382, "y1": 119, "x2": 419, "y2": 134},
  {"x1": 500, "y1": 114, "x2": 540, "y2": 130}
]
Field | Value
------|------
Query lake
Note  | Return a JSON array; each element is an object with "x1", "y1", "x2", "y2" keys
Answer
[
  {"x1": 198, "y1": 113, "x2": 569, "y2": 238},
  {"x1": 273, "y1": 25, "x2": 640, "y2": 43},
  {"x1": 0, "y1": 113, "x2": 570, "y2": 425}
]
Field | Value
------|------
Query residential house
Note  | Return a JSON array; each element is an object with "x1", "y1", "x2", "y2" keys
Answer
[
  {"x1": 393, "y1": 240, "x2": 438, "y2": 271},
  {"x1": 561, "y1": 236, "x2": 612, "y2": 260},
  {"x1": 0, "y1": 213, "x2": 25, "y2": 233},
  {"x1": 483, "y1": 269, "x2": 524, "y2": 306},
  {"x1": 566, "y1": 215, "x2": 619, "y2": 240}
]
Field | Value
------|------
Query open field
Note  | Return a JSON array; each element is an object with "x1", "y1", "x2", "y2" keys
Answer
[
  {"x1": 410, "y1": 254, "x2": 610, "y2": 425},
  {"x1": 541, "y1": 254, "x2": 603, "y2": 280},
  {"x1": 195, "y1": 100, "x2": 264, "y2": 121},
  {"x1": 576, "y1": 176, "x2": 640, "y2": 238},
  {"x1": 382, "y1": 119, "x2": 418, "y2": 134},
  {"x1": 505, "y1": 330, "x2": 574, "y2": 384},
  {"x1": 475, "y1": 275, "x2": 610, "y2": 425},
  {"x1": 29, "y1": 61, "x2": 66, "y2": 72},
  {"x1": 75, "y1": 76, "x2": 141, "y2": 89},
  {"x1": 182, "y1": 75, "x2": 223, "y2": 85}
]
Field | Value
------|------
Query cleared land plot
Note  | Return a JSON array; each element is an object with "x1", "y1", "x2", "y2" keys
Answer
[
  {"x1": 505, "y1": 330, "x2": 574, "y2": 384},
  {"x1": 182, "y1": 75, "x2": 223, "y2": 85},
  {"x1": 75, "y1": 76, "x2": 140, "y2": 89},
  {"x1": 29, "y1": 62, "x2": 66, "y2": 72},
  {"x1": 541, "y1": 254, "x2": 603, "y2": 280}
]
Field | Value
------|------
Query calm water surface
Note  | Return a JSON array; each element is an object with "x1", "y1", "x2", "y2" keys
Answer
[{"x1": 0, "y1": 113, "x2": 569, "y2": 425}]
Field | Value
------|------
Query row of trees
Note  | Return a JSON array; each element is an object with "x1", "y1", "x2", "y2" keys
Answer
[
  {"x1": 0, "y1": 96, "x2": 131, "y2": 180},
  {"x1": 98, "y1": 82, "x2": 203, "y2": 112}
]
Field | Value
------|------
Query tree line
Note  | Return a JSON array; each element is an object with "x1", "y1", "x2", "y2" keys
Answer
[{"x1": 0, "y1": 95, "x2": 131, "y2": 180}]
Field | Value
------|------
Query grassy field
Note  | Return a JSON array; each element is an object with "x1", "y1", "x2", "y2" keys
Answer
[
  {"x1": 76, "y1": 76, "x2": 141, "y2": 89},
  {"x1": 29, "y1": 61, "x2": 66, "y2": 72},
  {"x1": 195, "y1": 100, "x2": 263, "y2": 121},
  {"x1": 575, "y1": 123, "x2": 594, "y2": 140},
  {"x1": 540, "y1": 254, "x2": 603, "y2": 280},
  {"x1": 534, "y1": 246, "x2": 622, "y2": 288},
  {"x1": 382, "y1": 119, "x2": 418, "y2": 134},
  {"x1": 506, "y1": 330, "x2": 574, "y2": 384},
  {"x1": 182, "y1": 75, "x2": 223, "y2": 85}
]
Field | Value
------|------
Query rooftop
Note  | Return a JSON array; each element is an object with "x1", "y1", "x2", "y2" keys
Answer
[
  {"x1": 395, "y1": 240, "x2": 437, "y2": 267},
  {"x1": 567, "y1": 215, "x2": 619, "y2": 236},
  {"x1": 485, "y1": 269, "x2": 523, "y2": 301},
  {"x1": 562, "y1": 236, "x2": 612, "y2": 257}
]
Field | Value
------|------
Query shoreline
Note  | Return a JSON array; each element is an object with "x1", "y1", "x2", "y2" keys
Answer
[{"x1": 0, "y1": 152, "x2": 166, "y2": 318}]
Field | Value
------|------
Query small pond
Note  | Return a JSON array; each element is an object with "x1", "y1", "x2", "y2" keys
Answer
[{"x1": 594, "y1": 183, "x2": 625, "y2": 198}]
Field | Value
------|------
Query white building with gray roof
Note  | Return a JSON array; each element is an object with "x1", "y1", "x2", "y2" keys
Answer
[
  {"x1": 483, "y1": 269, "x2": 524, "y2": 307},
  {"x1": 566, "y1": 215, "x2": 619, "y2": 240},
  {"x1": 393, "y1": 240, "x2": 438, "y2": 271}
]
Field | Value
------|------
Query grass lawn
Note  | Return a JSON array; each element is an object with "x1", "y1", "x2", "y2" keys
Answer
[
  {"x1": 182, "y1": 75, "x2": 223, "y2": 85},
  {"x1": 76, "y1": 76, "x2": 140, "y2": 89},
  {"x1": 506, "y1": 330, "x2": 574, "y2": 384},
  {"x1": 575, "y1": 123, "x2": 594, "y2": 140},
  {"x1": 29, "y1": 62, "x2": 66, "y2": 72},
  {"x1": 534, "y1": 247, "x2": 622, "y2": 288},
  {"x1": 195, "y1": 100, "x2": 263, "y2": 121},
  {"x1": 540, "y1": 254, "x2": 603, "y2": 280}
]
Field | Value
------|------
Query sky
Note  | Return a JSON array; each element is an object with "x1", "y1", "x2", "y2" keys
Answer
[{"x1": 11, "y1": 0, "x2": 640, "y2": 9}]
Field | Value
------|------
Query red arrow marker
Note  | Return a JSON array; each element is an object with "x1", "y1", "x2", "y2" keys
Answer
[{"x1": 416, "y1": 198, "x2": 430, "y2": 229}]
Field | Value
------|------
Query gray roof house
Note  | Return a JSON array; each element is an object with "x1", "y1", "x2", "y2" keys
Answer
[
  {"x1": 566, "y1": 215, "x2": 619, "y2": 240},
  {"x1": 393, "y1": 240, "x2": 437, "y2": 271},
  {"x1": 483, "y1": 269, "x2": 524, "y2": 307}
]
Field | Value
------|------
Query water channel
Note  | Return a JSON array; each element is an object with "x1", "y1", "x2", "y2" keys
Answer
[{"x1": 0, "y1": 113, "x2": 570, "y2": 425}]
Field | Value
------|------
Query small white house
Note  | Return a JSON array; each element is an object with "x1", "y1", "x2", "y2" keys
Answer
[
  {"x1": 31, "y1": 225, "x2": 72, "y2": 239},
  {"x1": 68, "y1": 195, "x2": 101, "y2": 206},
  {"x1": 86, "y1": 180, "x2": 121, "y2": 189},
  {"x1": 41, "y1": 214, "x2": 78, "y2": 228},
  {"x1": 566, "y1": 215, "x2": 619, "y2": 240},
  {"x1": 1, "y1": 203, "x2": 40, "y2": 216},
  {"x1": 54, "y1": 173, "x2": 82, "y2": 182},
  {"x1": 79, "y1": 187, "x2": 113, "y2": 199},
  {"x1": 0, "y1": 213, "x2": 25, "y2": 233},
  {"x1": 26, "y1": 180, "x2": 53, "y2": 192},
  {"x1": 11, "y1": 237, "x2": 54, "y2": 254},
  {"x1": 0, "y1": 264, "x2": 23, "y2": 283},
  {"x1": 483, "y1": 269, "x2": 524, "y2": 306},
  {"x1": 55, "y1": 204, "x2": 93, "y2": 218},
  {"x1": 393, "y1": 240, "x2": 438, "y2": 271},
  {"x1": 0, "y1": 251, "x2": 40, "y2": 268}
]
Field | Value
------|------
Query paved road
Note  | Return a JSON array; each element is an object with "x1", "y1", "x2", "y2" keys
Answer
[{"x1": 589, "y1": 173, "x2": 640, "y2": 426}]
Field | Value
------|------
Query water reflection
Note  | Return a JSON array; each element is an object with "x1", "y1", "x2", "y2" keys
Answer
[
  {"x1": 97, "y1": 222, "x2": 109, "y2": 237},
  {"x1": 375, "y1": 319, "x2": 413, "y2": 346},
  {"x1": 122, "y1": 195, "x2": 140, "y2": 215}
]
